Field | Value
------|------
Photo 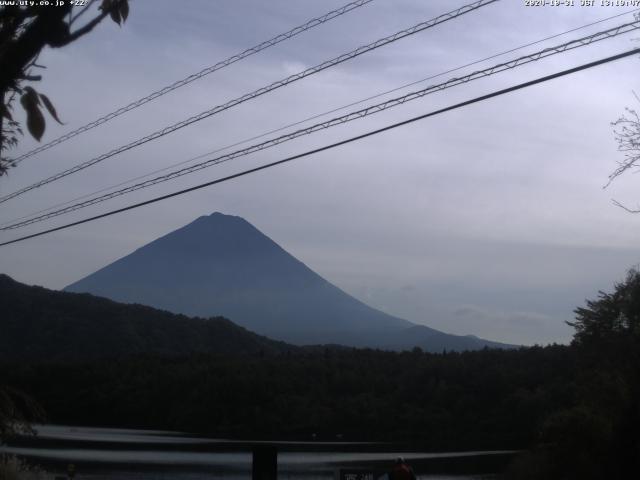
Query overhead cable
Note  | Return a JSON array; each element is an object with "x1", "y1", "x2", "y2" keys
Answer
[
  {"x1": 4, "y1": 7, "x2": 635, "y2": 230},
  {"x1": 2, "y1": 46, "x2": 639, "y2": 248},
  {"x1": 2, "y1": 20, "x2": 638, "y2": 231},
  {"x1": 0, "y1": 0, "x2": 499, "y2": 205},
  {"x1": 7, "y1": 0, "x2": 376, "y2": 166}
]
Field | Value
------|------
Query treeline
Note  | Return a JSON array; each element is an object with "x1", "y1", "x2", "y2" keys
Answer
[
  {"x1": 3, "y1": 345, "x2": 575, "y2": 450},
  {"x1": 508, "y1": 270, "x2": 640, "y2": 479},
  {"x1": 2, "y1": 270, "x2": 640, "y2": 479},
  {"x1": 0, "y1": 274, "x2": 291, "y2": 362}
]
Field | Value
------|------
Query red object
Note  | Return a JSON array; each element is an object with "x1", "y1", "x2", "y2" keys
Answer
[{"x1": 390, "y1": 463, "x2": 415, "y2": 480}]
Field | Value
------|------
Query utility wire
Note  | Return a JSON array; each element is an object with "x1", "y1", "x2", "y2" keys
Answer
[
  {"x1": 2, "y1": 47, "x2": 638, "y2": 248},
  {"x1": 2, "y1": 20, "x2": 638, "y2": 231},
  {"x1": 7, "y1": 0, "x2": 376, "y2": 166},
  {"x1": 0, "y1": 0, "x2": 499, "y2": 206},
  {"x1": 4, "y1": 8, "x2": 636, "y2": 230}
]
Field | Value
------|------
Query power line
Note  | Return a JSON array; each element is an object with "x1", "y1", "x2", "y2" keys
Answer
[
  {"x1": 3, "y1": 20, "x2": 638, "y2": 231},
  {"x1": 7, "y1": 0, "x2": 376, "y2": 166},
  {"x1": 4, "y1": 8, "x2": 635, "y2": 230},
  {"x1": 4, "y1": 20, "x2": 637, "y2": 229},
  {"x1": 2, "y1": 47, "x2": 638, "y2": 248},
  {"x1": 0, "y1": 0, "x2": 499, "y2": 206}
]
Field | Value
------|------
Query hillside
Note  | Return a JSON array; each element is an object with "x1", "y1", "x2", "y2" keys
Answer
[
  {"x1": 0, "y1": 274, "x2": 291, "y2": 361},
  {"x1": 65, "y1": 212, "x2": 514, "y2": 351}
]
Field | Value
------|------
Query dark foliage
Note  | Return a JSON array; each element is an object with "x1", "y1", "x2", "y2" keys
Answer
[
  {"x1": 0, "y1": 274, "x2": 292, "y2": 361},
  {"x1": 0, "y1": 385, "x2": 44, "y2": 443},
  {"x1": 0, "y1": 0, "x2": 129, "y2": 174},
  {"x1": 1, "y1": 345, "x2": 575, "y2": 450},
  {"x1": 2, "y1": 271, "x2": 640, "y2": 479},
  {"x1": 507, "y1": 269, "x2": 640, "y2": 479}
]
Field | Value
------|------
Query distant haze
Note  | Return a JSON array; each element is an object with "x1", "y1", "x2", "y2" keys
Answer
[
  {"x1": 1, "y1": 1, "x2": 639, "y2": 345},
  {"x1": 65, "y1": 212, "x2": 514, "y2": 351}
]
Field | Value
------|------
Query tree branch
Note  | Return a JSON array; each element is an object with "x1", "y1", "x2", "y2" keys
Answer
[
  {"x1": 0, "y1": 6, "x2": 71, "y2": 93},
  {"x1": 69, "y1": 0, "x2": 98, "y2": 26},
  {"x1": 612, "y1": 199, "x2": 640, "y2": 213},
  {"x1": 61, "y1": 9, "x2": 109, "y2": 46}
]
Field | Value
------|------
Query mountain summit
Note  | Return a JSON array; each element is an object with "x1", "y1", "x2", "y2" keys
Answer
[{"x1": 66, "y1": 213, "x2": 512, "y2": 351}]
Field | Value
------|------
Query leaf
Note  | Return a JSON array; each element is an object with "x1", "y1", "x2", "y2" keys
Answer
[
  {"x1": 25, "y1": 106, "x2": 45, "y2": 141},
  {"x1": 39, "y1": 93, "x2": 64, "y2": 124},
  {"x1": 20, "y1": 89, "x2": 45, "y2": 141},
  {"x1": 110, "y1": 7, "x2": 122, "y2": 25},
  {"x1": 22, "y1": 86, "x2": 41, "y2": 107},
  {"x1": 119, "y1": 0, "x2": 129, "y2": 23},
  {"x1": 0, "y1": 104, "x2": 12, "y2": 121},
  {"x1": 99, "y1": 0, "x2": 121, "y2": 24}
]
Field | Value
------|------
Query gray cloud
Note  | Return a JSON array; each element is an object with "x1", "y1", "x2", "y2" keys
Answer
[{"x1": 1, "y1": 0, "x2": 639, "y2": 345}]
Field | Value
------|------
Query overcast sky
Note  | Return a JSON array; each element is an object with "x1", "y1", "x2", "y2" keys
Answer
[{"x1": 1, "y1": 0, "x2": 639, "y2": 345}]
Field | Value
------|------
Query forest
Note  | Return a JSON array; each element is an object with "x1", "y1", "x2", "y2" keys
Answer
[{"x1": 1, "y1": 270, "x2": 640, "y2": 479}]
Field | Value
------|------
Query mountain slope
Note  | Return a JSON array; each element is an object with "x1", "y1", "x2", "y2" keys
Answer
[
  {"x1": 65, "y1": 212, "x2": 514, "y2": 351},
  {"x1": 0, "y1": 274, "x2": 291, "y2": 361}
]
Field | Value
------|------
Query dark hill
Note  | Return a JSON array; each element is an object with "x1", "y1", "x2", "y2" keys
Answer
[
  {"x1": 0, "y1": 274, "x2": 291, "y2": 361},
  {"x1": 65, "y1": 213, "x2": 514, "y2": 351}
]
